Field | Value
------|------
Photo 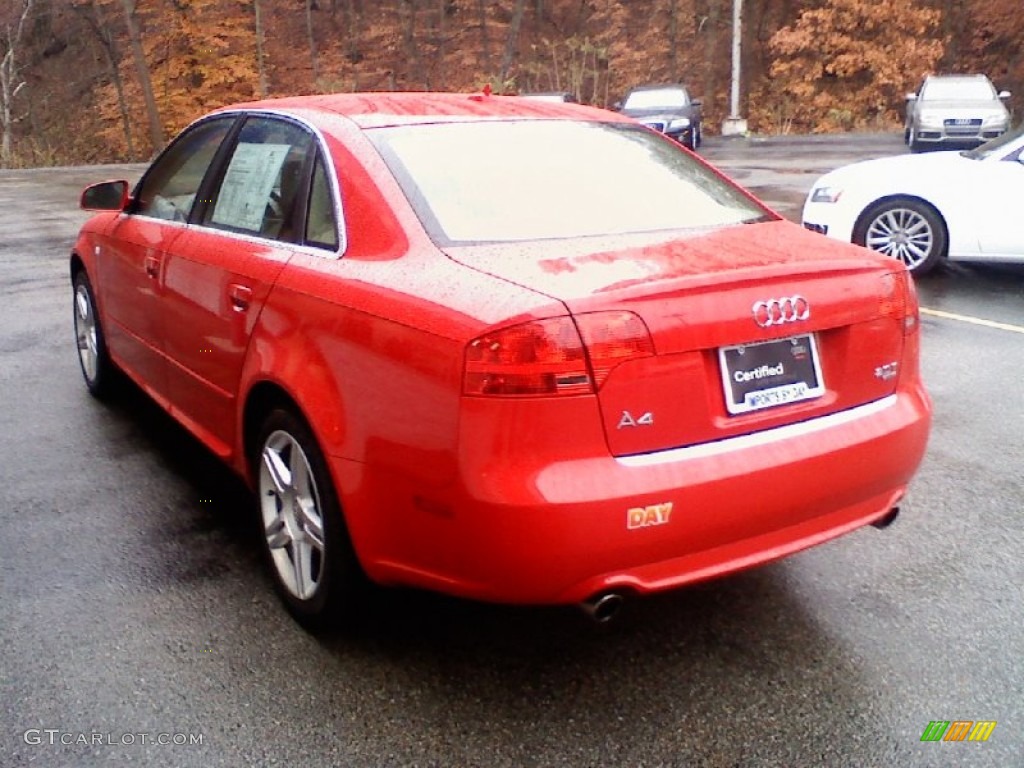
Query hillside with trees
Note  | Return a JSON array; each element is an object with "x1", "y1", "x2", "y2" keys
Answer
[{"x1": 1, "y1": 0, "x2": 1021, "y2": 167}]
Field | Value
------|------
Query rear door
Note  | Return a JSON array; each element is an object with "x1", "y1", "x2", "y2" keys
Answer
[{"x1": 159, "y1": 115, "x2": 321, "y2": 456}]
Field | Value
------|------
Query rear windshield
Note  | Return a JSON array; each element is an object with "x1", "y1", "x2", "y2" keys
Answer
[{"x1": 369, "y1": 121, "x2": 770, "y2": 245}]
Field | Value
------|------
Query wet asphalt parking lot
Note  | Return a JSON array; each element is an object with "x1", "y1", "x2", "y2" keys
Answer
[{"x1": 1, "y1": 134, "x2": 1022, "y2": 767}]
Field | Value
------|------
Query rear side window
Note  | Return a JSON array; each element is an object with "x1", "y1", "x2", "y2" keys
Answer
[
  {"x1": 304, "y1": 153, "x2": 339, "y2": 250},
  {"x1": 202, "y1": 117, "x2": 314, "y2": 241},
  {"x1": 134, "y1": 118, "x2": 234, "y2": 222}
]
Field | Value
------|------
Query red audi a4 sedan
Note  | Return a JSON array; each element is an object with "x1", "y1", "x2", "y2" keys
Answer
[{"x1": 71, "y1": 92, "x2": 931, "y2": 628}]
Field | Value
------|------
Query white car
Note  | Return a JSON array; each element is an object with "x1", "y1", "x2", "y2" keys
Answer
[{"x1": 802, "y1": 124, "x2": 1024, "y2": 274}]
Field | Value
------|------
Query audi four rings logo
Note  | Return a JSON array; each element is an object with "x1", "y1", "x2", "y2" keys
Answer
[{"x1": 752, "y1": 296, "x2": 811, "y2": 328}]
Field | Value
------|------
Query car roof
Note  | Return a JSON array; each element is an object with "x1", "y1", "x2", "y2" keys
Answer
[
  {"x1": 924, "y1": 74, "x2": 992, "y2": 83},
  {"x1": 626, "y1": 83, "x2": 688, "y2": 93},
  {"x1": 215, "y1": 91, "x2": 623, "y2": 129}
]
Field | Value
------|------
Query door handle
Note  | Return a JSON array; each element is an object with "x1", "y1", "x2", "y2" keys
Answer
[
  {"x1": 144, "y1": 255, "x2": 160, "y2": 278},
  {"x1": 228, "y1": 284, "x2": 253, "y2": 312}
]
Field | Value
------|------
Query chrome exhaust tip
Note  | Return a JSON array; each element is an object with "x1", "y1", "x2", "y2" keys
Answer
[
  {"x1": 871, "y1": 506, "x2": 900, "y2": 529},
  {"x1": 581, "y1": 592, "x2": 625, "y2": 624}
]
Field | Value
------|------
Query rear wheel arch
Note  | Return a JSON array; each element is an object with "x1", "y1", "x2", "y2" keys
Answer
[
  {"x1": 241, "y1": 378, "x2": 350, "y2": 483},
  {"x1": 242, "y1": 381, "x2": 307, "y2": 480}
]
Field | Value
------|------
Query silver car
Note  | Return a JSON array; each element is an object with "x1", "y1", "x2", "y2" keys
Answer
[{"x1": 904, "y1": 74, "x2": 1011, "y2": 152}]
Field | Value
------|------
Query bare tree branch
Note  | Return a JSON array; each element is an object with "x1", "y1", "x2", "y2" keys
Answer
[{"x1": 1, "y1": 0, "x2": 36, "y2": 167}]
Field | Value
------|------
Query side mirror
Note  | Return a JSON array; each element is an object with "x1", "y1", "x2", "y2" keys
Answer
[
  {"x1": 81, "y1": 180, "x2": 129, "y2": 211},
  {"x1": 612, "y1": 101, "x2": 622, "y2": 111},
  {"x1": 905, "y1": 93, "x2": 917, "y2": 102},
  {"x1": 691, "y1": 99, "x2": 703, "y2": 108},
  {"x1": 998, "y1": 90, "x2": 1011, "y2": 100}
]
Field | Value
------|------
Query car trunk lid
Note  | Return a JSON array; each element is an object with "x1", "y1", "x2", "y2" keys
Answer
[{"x1": 446, "y1": 221, "x2": 915, "y2": 457}]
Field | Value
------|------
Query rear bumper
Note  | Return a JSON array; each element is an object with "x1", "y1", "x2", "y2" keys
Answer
[{"x1": 338, "y1": 388, "x2": 931, "y2": 605}]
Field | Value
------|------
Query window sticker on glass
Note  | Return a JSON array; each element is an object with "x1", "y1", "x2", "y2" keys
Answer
[{"x1": 212, "y1": 143, "x2": 291, "y2": 232}]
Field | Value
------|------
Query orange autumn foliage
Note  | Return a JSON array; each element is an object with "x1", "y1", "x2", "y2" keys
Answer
[
  {"x1": 5, "y1": 0, "x2": 1023, "y2": 165},
  {"x1": 763, "y1": 0, "x2": 945, "y2": 133}
]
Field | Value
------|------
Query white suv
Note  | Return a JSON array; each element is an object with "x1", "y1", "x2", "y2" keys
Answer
[{"x1": 904, "y1": 74, "x2": 1011, "y2": 152}]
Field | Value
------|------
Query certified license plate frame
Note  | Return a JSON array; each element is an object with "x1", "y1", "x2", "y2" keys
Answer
[{"x1": 718, "y1": 333, "x2": 826, "y2": 415}]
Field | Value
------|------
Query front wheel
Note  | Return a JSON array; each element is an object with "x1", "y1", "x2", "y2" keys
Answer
[
  {"x1": 853, "y1": 197, "x2": 947, "y2": 275},
  {"x1": 254, "y1": 408, "x2": 362, "y2": 630},
  {"x1": 72, "y1": 270, "x2": 117, "y2": 398}
]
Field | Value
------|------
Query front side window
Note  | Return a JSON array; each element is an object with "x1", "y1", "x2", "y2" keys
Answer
[
  {"x1": 370, "y1": 121, "x2": 769, "y2": 245},
  {"x1": 134, "y1": 118, "x2": 235, "y2": 222},
  {"x1": 202, "y1": 117, "x2": 314, "y2": 241}
]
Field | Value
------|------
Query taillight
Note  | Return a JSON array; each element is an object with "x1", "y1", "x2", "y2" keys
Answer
[
  {"x1": 903, "y1": 272, "x2": 921, "y2": 334},
  {"x1": 463, "y1": 311, "x2": 654, "y2": 397},
  {"x1": 575, "y1": 311, "x2": 655, "y2": 388},
  {"x1": 879, "y1": 270, "x2": 922, "y2": 387},
  {"x1": 881, "y1": 270, "x2": 919, "y2": 335},
  {"x1": 464, "y1": 317, "x2": 590, "y2": 396}
]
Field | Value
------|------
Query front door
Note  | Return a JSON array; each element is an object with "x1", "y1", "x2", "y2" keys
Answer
[{"x1": 98, "y1": 117, "x2": 236, "y2": 401}]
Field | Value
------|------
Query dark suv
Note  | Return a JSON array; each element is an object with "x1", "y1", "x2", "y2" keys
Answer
[{"x1": 618, "y1": 84, "x2": 703, "y2": 150}]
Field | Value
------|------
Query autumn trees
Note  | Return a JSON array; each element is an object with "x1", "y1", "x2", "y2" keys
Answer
[
  {"x1": 765, "y1": 0, "x2": 945, "y2": 132},
  {"x1": 2, "y1": 0, "x2": 1022, "y2": 166}
]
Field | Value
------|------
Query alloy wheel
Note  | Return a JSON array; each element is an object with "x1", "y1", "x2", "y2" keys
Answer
[
  {"x1": 74, "y1": 283, "x2": 99, "y2": 384},
  {"x1": 865, "y1": 207, "x2": 934, "y2": 271},
  {"x1": 259, "y1": 430, "x2": 326, "y2": 600}
]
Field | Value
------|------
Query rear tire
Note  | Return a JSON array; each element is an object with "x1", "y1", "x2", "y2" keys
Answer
[
  {"x1": 254, "y1": 408, "x2": 362, "y2": 630},
  {"x1": 853, "y1": 196, "x2": 946, "y2": 275},
  {"x1": 72, "y1": 270, "x2": 117, "y2": 399}
]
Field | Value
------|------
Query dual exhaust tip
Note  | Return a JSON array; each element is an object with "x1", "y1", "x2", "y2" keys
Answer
[{"x1": 579, "y1": 506, "x2": 901, "y2": 623}]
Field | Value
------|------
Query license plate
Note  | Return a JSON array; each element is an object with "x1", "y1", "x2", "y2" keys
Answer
[{"x1": 718, "y1": 334, "x2": 825, "y2": 415}]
